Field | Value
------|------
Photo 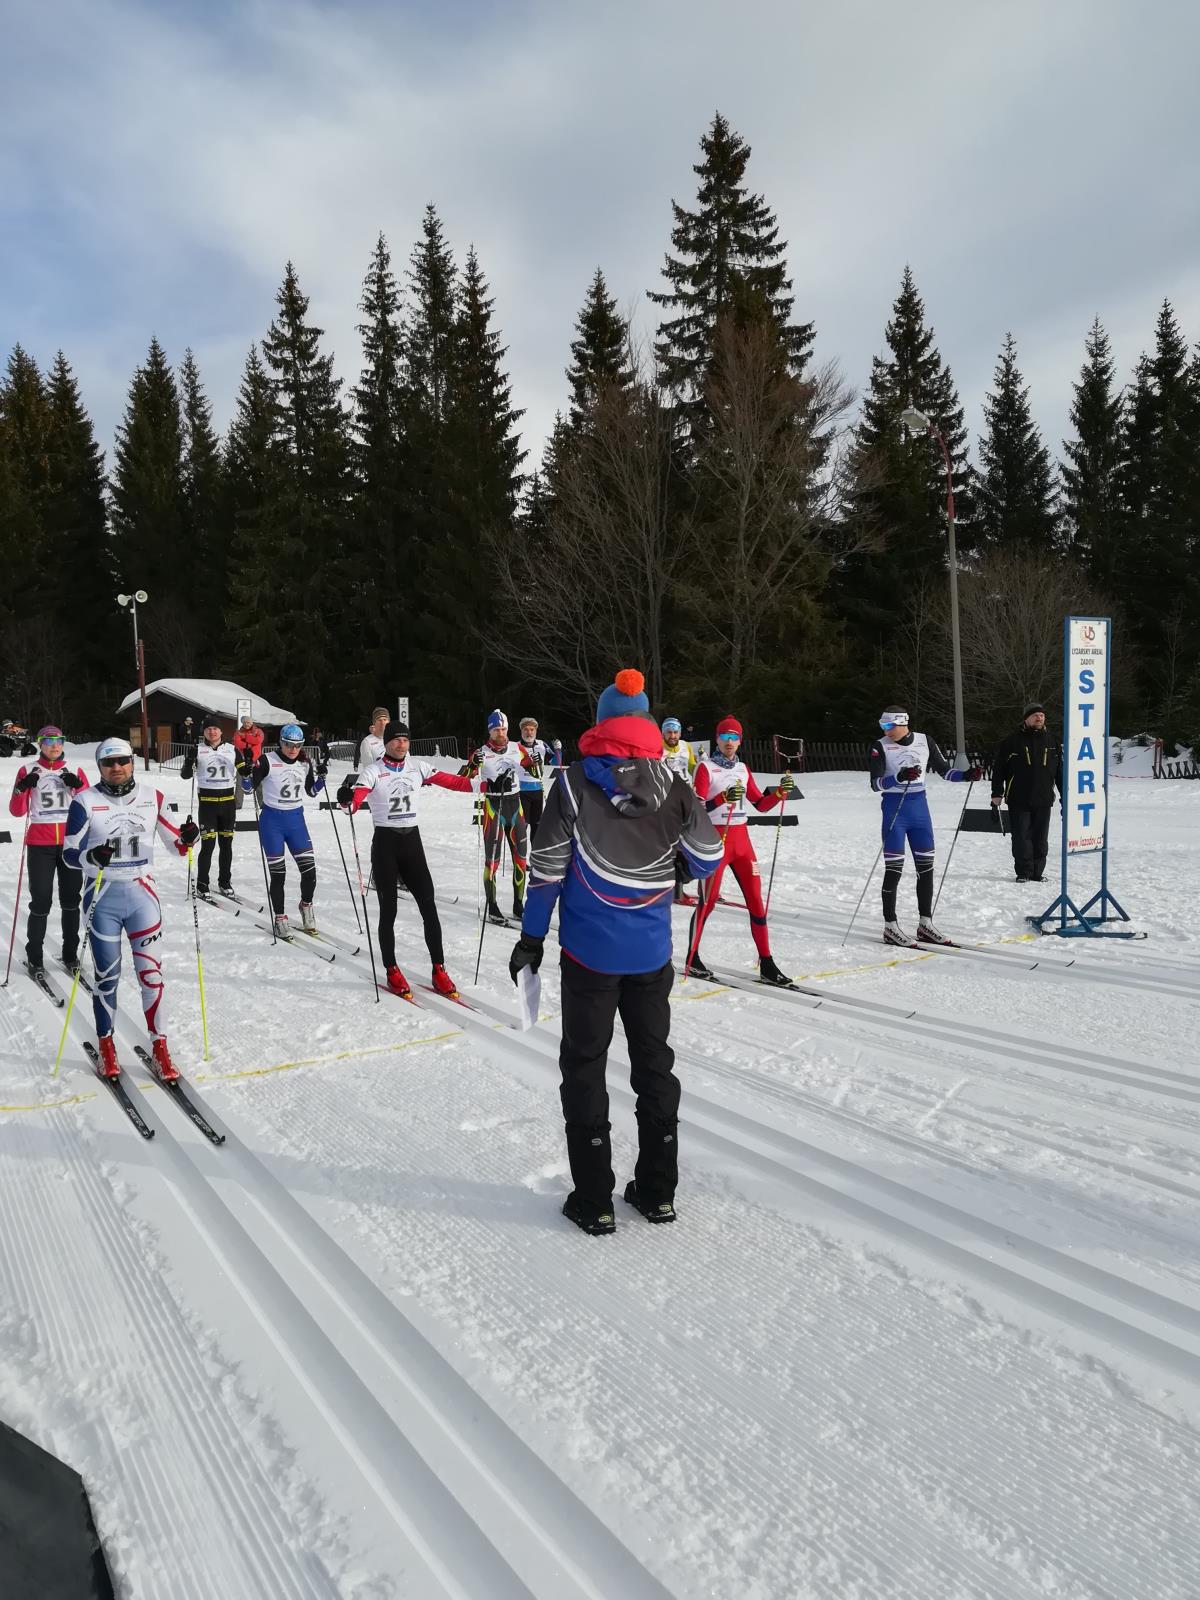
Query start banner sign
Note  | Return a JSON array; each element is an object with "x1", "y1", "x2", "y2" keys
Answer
[{"x1": 1063, "y1": 616, "x2": 1109, "y2": 854}]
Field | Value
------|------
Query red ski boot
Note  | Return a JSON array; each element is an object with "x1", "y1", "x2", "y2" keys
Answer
[
  {"x1": 150, "y1": 1037, "x2": 181, "y2": 1082},
  {"x1": 385, "y1": 964, "x2": 412, "y2": 999},
  {"x1": 95, "y1": 1035, "x2": 121, "y2": 1079},
  {"x1": 430, "y1": 964, "x2": 458, "y2": 998}
]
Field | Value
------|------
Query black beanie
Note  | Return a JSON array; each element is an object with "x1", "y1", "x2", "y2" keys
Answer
[
  {"x1": 382, "y1": 720, "x2": 410, "y2": 743},
  {"x1": 1023, "y1": 702, "x2": 1045, "y2": 719}
]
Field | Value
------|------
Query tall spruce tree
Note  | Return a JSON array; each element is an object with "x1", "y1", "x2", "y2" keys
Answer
[
  {"x1": 178, "y1": 349, "x2": 226, "y2": 618},
  {"x1": 566, "y1": 268, "x2": 634, "y2": 431},
  {"x1": 840, "y1": 267, "x2": 972, "y2": 693},
  {"x1": 109, "y1": 336, "x2": 187, "y2": 618},
  {"x1": 1062, "y1": 318, "x2": 1124, "y2": 583},
  {"x1": 43, "y1": 353, "x2": 114, "y2": 727},
  {"x1": 649, "y1": 113, "x2": 813, "y2": 421},
  {"x1": 0, "y1": 346, "x2": 51, "y2": 612},
  {"x1": 1115, "y1": 302, "x2": 1200, "y2": 729},
  {"x1": 437, "y1": 246, "x2": 526, "y2": 716},
  {"x1": 248, "y1": 262, "x2": 350, "y2": 714},
  {"x1": 225, "y1": 345, "x2": 283, "y2": 672},
  {"x1": 350, "y1": 232, "x2": 407, "y2": 709},
  {"x1": 976, "y1": 332, "x2": 1058, "y2": 551}
]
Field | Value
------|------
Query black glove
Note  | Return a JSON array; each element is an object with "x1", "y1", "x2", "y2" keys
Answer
[
  {"x1": 87, "y1": 843, "x2": 115, "y2": 868},
  {"x1": 316, "y1": 760, "x2": 328, "y2": 778},
  {"x1": 61, "y1": 770, "x2": 84, "y2": 790},
  {"x1": 17, "y1": 768, "x2": 41, "y2": 792},
  {"x1": 337, "y1": 776, "x2": 355, "y2": 807},
  {"x1": 178, "y1": 817, "x2": 200, "y2": 847},
  {"x1": 963, "y1": 765, "x2": 984, "y2": 782},
  {"x1": 509, "y1": 933, "x2": 544, "y2": 984},
  {"x1": 489, "y1": 769, "x2": 514, "y2": 795},
  {"x1": 896, "y1": 764, "x2": 922, "y2": 784}
]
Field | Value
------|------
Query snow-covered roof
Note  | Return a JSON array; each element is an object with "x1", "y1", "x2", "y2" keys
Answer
[{"x1": 117, "y1": 677, "x2": 298, "y2": 725}]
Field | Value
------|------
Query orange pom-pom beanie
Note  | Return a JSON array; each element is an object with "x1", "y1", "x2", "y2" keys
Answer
[{"x1": 596, "y1": 668, "x2": 650, "y2": 722}]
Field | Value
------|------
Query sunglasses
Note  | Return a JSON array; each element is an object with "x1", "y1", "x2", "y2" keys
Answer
[
  {"x1": 99, "y1": 757, "x2": 132, "y2": 767},
  {"x1": 40, "y1": 738, "x2": 64, "y2": 745},
  {"x1": 716, "y1": 733, "x2": 740, "y2": 743}
]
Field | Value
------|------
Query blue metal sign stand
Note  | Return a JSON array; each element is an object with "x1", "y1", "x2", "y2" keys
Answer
[{"x1": 1028, "y1": 616, "x2": 1142, "y2": 939}]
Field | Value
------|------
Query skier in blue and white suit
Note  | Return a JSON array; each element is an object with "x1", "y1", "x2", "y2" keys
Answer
[
  {"x1": 868, "y1": 705, "x2": 980, "y2": 948},
  {"x1": 63, "y1": 736, "x2": 199, "y2": 1080},
  {"x1": 245, "y1": 722, "x2": 327, "y2": 939}
]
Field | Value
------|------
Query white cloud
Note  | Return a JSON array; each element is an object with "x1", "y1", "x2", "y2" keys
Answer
[{"x1": 3, "y1": 0, "x2": 1198, "y2": 466}]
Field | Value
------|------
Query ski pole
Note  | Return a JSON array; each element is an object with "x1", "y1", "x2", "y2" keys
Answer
[
  {"x1": 327, "y1": 793, "x2": 363, "y2": 932},
  {"x1": 2, "y1": 813, "x2": 31, "y2": 988},
  {"x1": 54, "y1": 865, "x2": 106, "y2": 1076},
  {"x1": 186, "y1": 843, "x2": 211, "y2": 1059},
  {"x1": 473, "y1": 793, "x2": 507, "y2": 985},
  {"x1": 184, "y1": 766, "x2": 197, "y2": 898},
  {"x1": 842, "y1": 784, "x2": 910, "y2": 946},
  {"x1": 346, "y1": 807, "x2": 380, "y2": 1001},
  {"x1": 932, "y1": 779, "x2": 975, "y2": 917},
  {"x1": 250, "y1": 786, "x2": 277, "y2": 944}
]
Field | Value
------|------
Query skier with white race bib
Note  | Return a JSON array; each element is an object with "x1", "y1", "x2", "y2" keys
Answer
[
  {"x1": 338, "y1": 719, "x2": 474, "y2": 998},
  {"x1": 180, "y1": 712, "x2": 241, "y2": 898},
  {"x1": 245, "y1": 722, "x2": 327, "y2": 939},
  {"x1": 467, "y1": 711, "x2": 535, "y2": 924},
  {"x1": 62, "y1": 737, "x2": 198, "y2": 1080},
  {"x1": 8, "y1": 725, "x2": 88, "y2": 980},
  {"x1": 869, "y1": 705, "x2": 981, "y2": 947}
]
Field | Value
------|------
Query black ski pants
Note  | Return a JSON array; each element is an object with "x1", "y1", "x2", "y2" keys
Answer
[
  {"x1": 197, "y1": 790, "x2": 236, "y2": 890},
  {"x1": 1008, "y1": 805, "x2": 1052, "y2": 880},
  {"x1": 371, "y1": 827, "x2": 444, "y2": 968},
  {"x1": 520, "y1": 787, "x2": 544, "y2": 839},
  {"x1": 25, "y1": 844, "x2": 82, "y2": 966},
  {"x1": 558, "y1": 954, "x2": 680, "y2": 1208}
]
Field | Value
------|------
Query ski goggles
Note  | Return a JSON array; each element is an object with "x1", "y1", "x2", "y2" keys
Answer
[
  {"x1": 38, "y1": 734, "x2": 65, "y2": 746},
  {"x1": 878, "y1": 714, "x2": 910, "y2": 731},
  {"x1": 716, "y1": 731, "x2": 741, "y2": 743}
]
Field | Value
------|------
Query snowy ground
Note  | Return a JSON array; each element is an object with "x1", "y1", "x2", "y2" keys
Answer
[{"x1": 1, "y1": 749, "x2": 1198, "y2": 1599}]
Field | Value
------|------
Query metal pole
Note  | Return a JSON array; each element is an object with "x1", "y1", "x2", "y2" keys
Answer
[
  {"x1": 136, "y1": 635, "x2": 151, "y2": 771},
  {"x1": 934, "y1": 428, "x2": 967, "y2": 771}
]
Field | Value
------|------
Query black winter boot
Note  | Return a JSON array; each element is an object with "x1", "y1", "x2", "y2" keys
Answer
[
  {"x1": 623, "y1": 1181, "x2": 676, "y2": 1224},
  {"x1": 633, "y1": 1116, "x2": 678, "y2": 1208},
  {"x1": 564, "y1": 1122, "x2": 615, "y2": 1213},
  {"x1": 562, "y1": 1192, "x2": 616, "y2": 1236}
]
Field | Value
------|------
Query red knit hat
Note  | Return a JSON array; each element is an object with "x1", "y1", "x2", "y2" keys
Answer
[{"x1": 715, "y1": 715, "x2": 743, "y2": 738}]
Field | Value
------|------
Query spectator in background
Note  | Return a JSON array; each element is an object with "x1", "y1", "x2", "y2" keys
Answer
[
  {"x1": 234, "y1": 714, "x2": 264, "y2": 768},
  {"x1": 310, "y1": 725, "x2": 331, "y2": 764},
  {"x1": 990, "y1": 702, "x2": 1063, "y2": 883},
  {"x1": 358, "y1": 707, "x2": 390, "y2": 773}
]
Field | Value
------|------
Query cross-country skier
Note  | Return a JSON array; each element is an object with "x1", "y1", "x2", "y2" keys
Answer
[
  {"x1": 509, "y1": 668, "x2": 723, "y2": 1234},
  {"x1": 180, "y1": 713, "x2": 241, "y2": 898},
  {"x1": 683, "y1": 716, "x2": 800, "y2": 985},
  {"x1": 660, "y1": 717, "x2": 696, "y2": 781},
  {"x1": 338, "y1": 719, "x2": 473, "y2": 998},
  {"x1": 661, "y1": 717, "x2": 698, "y2": 903},
  {"x1": 467, "y1": 711, "x2": 534, "y2": 923},
  {"x1": 870, "y1": 706, "x2": 981, "y2": 946},
  {"x1": 62, "y1": 737, "x2": 199, "y2": 1079},
  {"x1": 245, "y1": 722, "x2": 328, "y2": 939},
  {"x1": 516, "y1": 716, "x2": 558, "y2": 839},
  {"x1": 357, "y1": 707, "x2": 389, "y2": 774},
  {"x1": 8, "y1": 726, "x2": 88, "y2": 979}
]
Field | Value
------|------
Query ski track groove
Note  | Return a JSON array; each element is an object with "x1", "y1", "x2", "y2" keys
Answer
[
  {"x1": 369, "y1": 936, "x2": 1200, "y2": 1392},
  {"x1": 226, "y1": 1041, "x2": 1200, "y2": 1600},
  {"x1": 0, "y1": 962, "x2": 345, "y2": 1599},
  {"x1": 85, "y1": 966, "x2": 673, "y2": 1600},
  {"x1": 739, "y1": 900, "x2": 1200, "y2": 997}
]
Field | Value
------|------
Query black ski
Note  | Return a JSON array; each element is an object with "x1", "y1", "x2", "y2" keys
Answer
[
  {"x1": 132, "y1": 1046, "x2": 226, "y2": 1146},
  {"x1": 25, "y1": 962, "x2": 65, "y2": 1008},
  {"x1": 82, "y1": 1042, "x2": 156, "y2": 1140}
]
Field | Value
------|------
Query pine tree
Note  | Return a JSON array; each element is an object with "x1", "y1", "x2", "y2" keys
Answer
[
  {"x1": 839, "y1": 267, "x2": 973, "y2": 704},
  {"x1": 225, "y1": 345, "x2": 284, "y2": 673},
  {"x1": 405, "y1": 205, "x2": 458, "y2": 425},
  {"x1": 43, "y1": 353, "x2": 114, "y2": 728},
  {"x1": 566, "y1": 268, "x2": 634, "y2": 431},
  {"x1": 649, "y1": 112, "x2": 813, "y2": 420},
  {"x1": 247, "y1": 262, "x2": 350, "y2": 714},
  {"x1": 1061, "y1": 318, "x2": 1124, "y2": 583},
  {"x1": 436, "y1": 245, "x2": 526, "y2": 716},
  {"x1": 349, "y1": 233, "x2": 407, "y2": 707},
  {"x1": 178, "y1": 350, "x2": 226, "y2": 617},
  {"x1": 976, "y1": 332, "x2": 1058, "y2": 551},
  {"x1": 109, "y1": 336, "x2": 187, "y2": 620},
  {"x1": 0, "y1": 345, "x2": 51, "y2": 612}
]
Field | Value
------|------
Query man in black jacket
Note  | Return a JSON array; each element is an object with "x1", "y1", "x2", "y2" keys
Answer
[{"x1": 990, "y1": 703, "x2": 1062, "y2": 881}]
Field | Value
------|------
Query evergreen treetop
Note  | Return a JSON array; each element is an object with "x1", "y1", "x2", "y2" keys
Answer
[
  {"x1": 976, "y1": 332, "x2": 1058, "y2": 550},
  {"x1": 566, "y1": 268, "x2": 634, "y2": 430},
  {"x1": 1061, "y1": 317, "x2": 1123, "y2": 580}
]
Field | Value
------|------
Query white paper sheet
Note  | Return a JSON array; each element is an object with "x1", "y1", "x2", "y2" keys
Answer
[{"x1": 516, "y1": 964, "x2": 541, "y2": 1031}]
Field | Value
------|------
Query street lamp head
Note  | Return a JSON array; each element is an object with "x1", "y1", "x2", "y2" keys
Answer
[
  {"x1": 899, "y1": 406, "x2": 931, "y2": 436},
  {"x1": 116, "y1": 593, "x2": 129, "y2": 607},
  {"x1": 134, "y1": 590, "x2": 148, "y2": 604}
]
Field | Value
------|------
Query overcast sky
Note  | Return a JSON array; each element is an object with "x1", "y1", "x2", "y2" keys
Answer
[{"x1": 4, "y1": 0, "x2": 1198, "y2": 474}]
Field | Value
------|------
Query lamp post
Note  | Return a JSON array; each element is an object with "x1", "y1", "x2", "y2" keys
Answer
[
  {"x1": 899, "y1": 407, "x2": 967, "y2": 770},
  {"x1": 117, "y1": 590, "x2": 151, "y2": 770}
]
